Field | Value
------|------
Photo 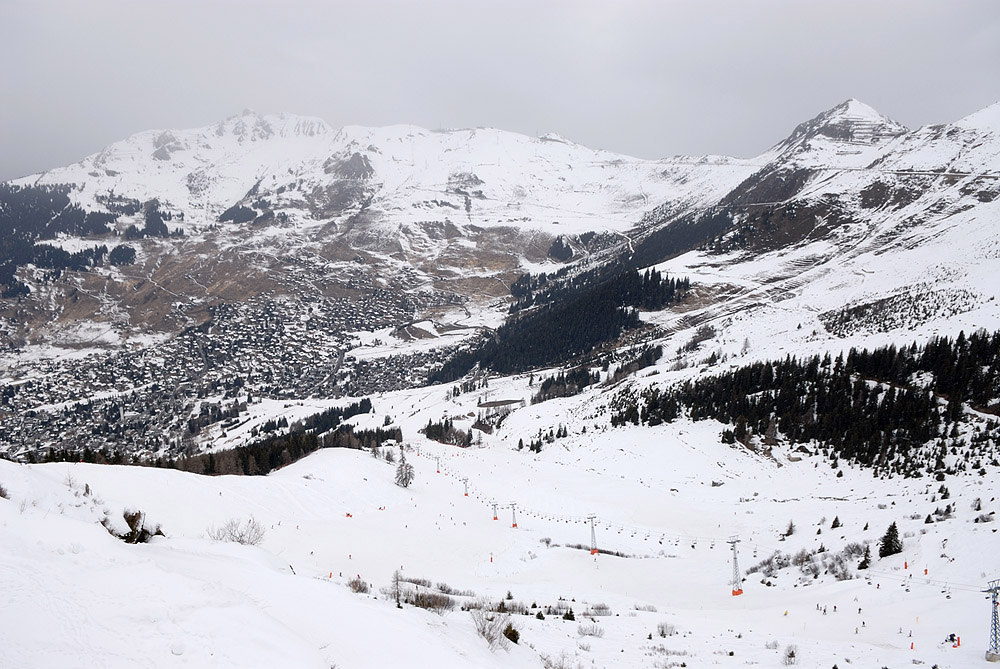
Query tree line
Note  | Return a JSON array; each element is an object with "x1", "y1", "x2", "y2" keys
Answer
[
  {"x1": 611, "y1": 330, "x2": 1000, "y2": 477},
  {"x1": 430, "y1": 267, "x2": 688, "y2": 382},
  {"x1": 0, "y1": 183, "x2": 146, "y2": 296},
  {"x1": 510, "y1": 264, "x2": 689, "y2": 314}
]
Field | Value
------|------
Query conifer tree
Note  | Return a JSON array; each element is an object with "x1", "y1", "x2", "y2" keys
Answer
[
  {"x1": 858, "y1": 545, "x2": 871, "y2": 569},
  {"x1": 878, "y1": 522, "x2": 902, "y2": 558},
  {"x1": 395, "y1": 451, "x2": 414, "y2": 488}
]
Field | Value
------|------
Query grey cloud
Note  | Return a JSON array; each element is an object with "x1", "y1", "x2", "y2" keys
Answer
[{"x1": 1, "y1": 0, "x2": 998, "y2": 180}]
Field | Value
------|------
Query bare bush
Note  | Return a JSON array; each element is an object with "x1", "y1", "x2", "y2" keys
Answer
[
  {"x1": 647, "y1": 644, "x2": 689, "y2": 657},
  {"x1": 657, "y1": 621, "x2": 677, "y2": 637},
  {"x1": 499, "y1": 599, "x2": 528, "y2": 615},
  {"x1": 347, "y1": 576, "x2": 369, "y2": 593},
  {"x1": 765, "y1": 639, "x2": 780, "y2": 650},
  {"x1": 406, "y1": 590, "x2": 455, "y2": 614},
  {"x1": 207, "y1": 517, "x2": 266, "y2": 546},
  {"x1": 782, "y1": 644, "x2": 798, "y2": 665},
  {"x1": 577, "y1": 623, "x2": 605, "y2": 638},
  {"x1": 470, "y1": 598, "x2": 511, "y2": 650},
  {"x1": 436, "y1": 581, "x2": 476, "y2": 597},
  {"x1": 634, "y1": 603, "x2": 658, "y2": 612},
  {"x1": 0, "y1": 482, "x2": 8, "y2": 499},
  {"x1": 586, "y1": 602, "x2": 612, "y2": 616},
  {"x1": 540, "y1": 651, "x2": 584, "y2": 669}
]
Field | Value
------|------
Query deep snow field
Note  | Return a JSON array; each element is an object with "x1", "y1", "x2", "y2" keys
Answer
[{"x1": 2, "y1": 372, "x2": 998, "y2": 669}]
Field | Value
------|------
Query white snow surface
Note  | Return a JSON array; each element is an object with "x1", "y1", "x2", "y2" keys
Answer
[{"x1": 1, "y1": 379, "x2": 998, "y2": 667}]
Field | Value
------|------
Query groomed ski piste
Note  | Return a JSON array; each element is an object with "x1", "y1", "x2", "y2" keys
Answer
[{"x1": 2, "y1": 371, "x2": 998, "y2": 668}]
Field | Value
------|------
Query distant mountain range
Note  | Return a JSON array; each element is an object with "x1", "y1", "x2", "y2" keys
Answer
[{"x1": 1, "y1": 98, "x2": 998, "y2": 459}]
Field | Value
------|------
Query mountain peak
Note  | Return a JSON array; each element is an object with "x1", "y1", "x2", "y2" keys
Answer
[
  {"x1": 212, "y1": 110, "x2": 332, "y2": 142},
  {"x1": 826, "y1": 98, "x2": 886, "y2": 121},
  {"x1": 776, "y1": 98, "x2": 908, "y2": 151}
]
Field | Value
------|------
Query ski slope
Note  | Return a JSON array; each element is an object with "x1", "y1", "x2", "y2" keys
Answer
[{"x1": 2, "y1": 377, "x2": 997, "y2": 667}]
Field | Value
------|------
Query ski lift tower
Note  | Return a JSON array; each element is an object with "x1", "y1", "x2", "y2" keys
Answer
[
  {"x1": 728, "y1": 536, "x2": 743, "y2": 596},
  {"x1": 587, "y1": 514, "x2": 598, "y2": 555},
  {"x1": 986, "y1": 578, "x2": 1000, "y2": 662}
]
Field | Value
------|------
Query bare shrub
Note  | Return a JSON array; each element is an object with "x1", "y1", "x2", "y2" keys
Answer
[
  {"x1": 782, "y1": 644, "x2": 798, "y2": 665},
  {"x1": 436, "y1": 581, "x2": 476, "y2": 597},
  {"x1": 657, "y1": 621, "x2": 676, "y2": 637},
  {"x1": 406, "y1": 590, "x2": 456, "y2": 614},
  {"x1": 499, "y1": 599, "x2": 528, "y2": 615},
  {"x1": 207, "y1": 517, "x2": 266, "y2": 546},
  {"x1": 0, "y1": 482, "x2": 8, "y2": 499},
  {"x1": 841, "y1": 542, "x2": 865, "y2": 558},
  {"x1": 791, "y1": 548, "x2": 812, "y2": 567},
  {"x1": 540, "y1": 651, "x2": 584, "y2": 669},
  {"x1": 648, "y1": 644, "x2": 689, "y2": 656},
  {"x1": 470, "y1": 598, "x2": 511, "y2": 650},
  {"x1": 399, "y1": 575, "x2": 432, "y2": 588},
  {"x1": 765, "y1": 639, "x2": 780, "y2": 650},
  {"x1": 586, "y1": 602, "x2": 612, "y2": 616},
  {"x1": 634, "y1": 603, "x2": 658, "y2": 612},
  {"x1": 347, "y1": 576, "x2": 369, "y2": 593},
  {"x1": 681, "y1": 324, "x2": 716, "y2": 353},
  {"x1": 577, "y1": 623, "x2": 605, "y2": 638}
]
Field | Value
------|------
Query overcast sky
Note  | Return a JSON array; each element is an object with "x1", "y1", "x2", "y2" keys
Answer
[{"x1": 2, "y1": 0, "x2": 998, "y2": 181}]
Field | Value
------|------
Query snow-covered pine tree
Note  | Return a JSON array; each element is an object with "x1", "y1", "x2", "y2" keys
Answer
[
  {"x1": 395, "y1": 452, "x2": 415, "y2": 488},
  {"x1": 858, "y1": 545, "x2": 871, "y2": 569},
  {"x1": 878, "y1": 522, "x2": 902, "y2": 558}
]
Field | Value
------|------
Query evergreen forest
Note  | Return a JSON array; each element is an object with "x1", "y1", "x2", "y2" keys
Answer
[
  {"x1": 610, "y1": 330, "x2": 1000, "y2": 477},
  {"x1": 430, "y1": 267, "x2": 689, "y2": 382}
]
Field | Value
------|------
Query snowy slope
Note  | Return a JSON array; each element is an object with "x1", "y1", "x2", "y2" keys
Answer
[
  {"x1": 621, "y1": 97, "x2": 1000, "y2": 371},
  {"x1": 2, "y1": 378, "x2": 997, "y2": 668}
]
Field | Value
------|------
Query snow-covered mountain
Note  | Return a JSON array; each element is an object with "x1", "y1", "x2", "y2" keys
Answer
[
  {"x1": 630, "y1": 98, "x2": 1000, "y2": 351},
  {"x1": 21, "y1": 108, "x2": 756, "y2": 238},
  {"x1": 2, "y1": 99, "x2": 1000, "y2": 668},
  {"x1": 1, "y1": 98, "x2": 998, "y2": 456}
]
